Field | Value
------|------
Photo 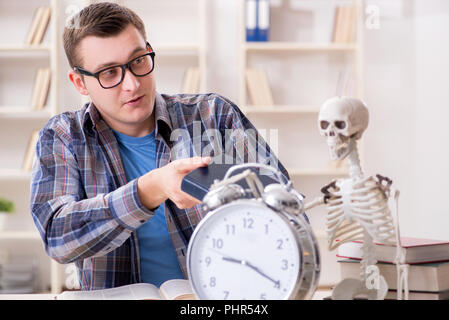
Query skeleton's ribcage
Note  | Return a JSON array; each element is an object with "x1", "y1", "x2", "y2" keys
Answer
[{"x1": 325, "y1": 176, "x2": 397, "y2": 251}]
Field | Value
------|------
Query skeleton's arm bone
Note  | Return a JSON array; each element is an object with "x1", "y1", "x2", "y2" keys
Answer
[{"x1": 304, "y1": 196, "x2": 325, "y2": 211}]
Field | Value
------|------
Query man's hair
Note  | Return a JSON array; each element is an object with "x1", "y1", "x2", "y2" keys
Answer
[{"x1": 63, "y1": 2, "x2": 147, "y2": 69}]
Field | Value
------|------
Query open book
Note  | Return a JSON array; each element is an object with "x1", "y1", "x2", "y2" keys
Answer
[{"x1": 57, "y1": 279, "x2": 196, "y2": 300}]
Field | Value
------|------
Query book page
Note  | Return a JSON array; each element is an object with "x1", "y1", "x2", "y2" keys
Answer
[
  {"x1": 159, "y1": 279, "x2": 196, "y2": 300},
  {"x1": 58, "y1": 283, "x2": 162, "y2": 300}
]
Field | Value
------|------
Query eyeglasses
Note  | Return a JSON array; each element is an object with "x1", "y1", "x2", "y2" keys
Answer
[{"x1": 74, "y1": 42, "x2": 156, "y2": 89}]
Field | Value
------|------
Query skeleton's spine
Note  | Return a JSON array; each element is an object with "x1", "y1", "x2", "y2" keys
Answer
[
  {"x1": 360, "y1": 232, "x2": 377, "y2": 282},
  {"x1": 347, "y1": 140, "x2": 363, "y2": 180}
]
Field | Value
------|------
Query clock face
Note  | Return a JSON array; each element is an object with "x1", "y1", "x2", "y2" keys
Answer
[{"x1": 187, "y1": 200, "x2": 301, "y2": 300}]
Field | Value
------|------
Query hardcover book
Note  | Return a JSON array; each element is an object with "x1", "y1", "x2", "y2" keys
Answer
[
  {"x1": 339, "y1": 258, "x2": 449, "y2": 292},
  {"x1": 337, "y1": 237, "x2": 449, "y2": 264}
]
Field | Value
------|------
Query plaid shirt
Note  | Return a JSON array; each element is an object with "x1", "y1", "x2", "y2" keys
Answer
[{"x1": 30, "y1": 92, "x2": 289, "y2": 290}]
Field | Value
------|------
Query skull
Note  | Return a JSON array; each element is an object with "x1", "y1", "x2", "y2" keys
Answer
[{"x1": 318, "y1": 96, "x2": 369, "y2": 160}]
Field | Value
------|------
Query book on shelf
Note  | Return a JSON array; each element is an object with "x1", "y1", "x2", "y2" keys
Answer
[
  {"x1": 30, "y1": 68, "x2": 44, "y2": 110},
  {"x1": 30, "y1": 68, "x2": 51, "y2": 110},
  {"x1": 21, "y1": 130, "x2": 40, "y2": 172},
  {"x1": 245, "y1": 0, "x2": 270, "y2": 42},
  {"x1": 57, "y1": 279, "x2": 196, "y2": 300},
  {"x1": 339, "y1": 258, "x2": 449, "y2": 293},
  {"x1": 245, "y1": 0, "x2": 257, "y2": 41},
  {"x1": 25, "y1": 7, "x2": 44, "y2": 45},
  {"x1": 245, "y1": 68, "x2": 274, "y2": 106},
  {"x1": 32, "y1": 6, "x2": 51, "y2": 45},
  {"x1": 332, "y1": 6, "x2": 357, "y2": 44},
  {"x1": 337, "y1": 237, "x2": 449, "y2": 265},
  {"x1": 256, "y1": 0, "x2": 270, "y2": 41},
  {"x1": 181, "y1": 67, "x2": 200, "y2": 94}
]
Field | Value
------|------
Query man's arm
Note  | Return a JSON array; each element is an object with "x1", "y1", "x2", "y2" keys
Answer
[
  {"x1": 30, "y1": 127, "x2": 210, "y2": 264},
  {"x1": 30, "y1": 128, "x2": 155, "y2": 264}
]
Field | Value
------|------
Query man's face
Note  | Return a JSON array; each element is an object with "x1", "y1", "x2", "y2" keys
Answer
[{"x1": 70, "y1": 24, "x2": 156, "y2": 136}]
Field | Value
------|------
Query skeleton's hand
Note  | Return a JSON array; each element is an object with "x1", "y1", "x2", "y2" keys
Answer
[
  {"x1": 375, "y1": 174, "x2": 393, "y2": 198},
  {"x1": 320, "y1": 180, "x2": 340, "y2": 203}
]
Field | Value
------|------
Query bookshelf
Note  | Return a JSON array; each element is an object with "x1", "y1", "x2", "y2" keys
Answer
[
  {"x1": 238, "y1": 0, "x2": 364, "y2": 171},
  {"x1": 0, "y1": 0, "x2": 59, "y2": 294},
  {"x1": 237, "y1": 0, "x2": 364, "y2": 287},
  {"x1": 115, "y1": 0, "x2": 208, "y2": 93}
]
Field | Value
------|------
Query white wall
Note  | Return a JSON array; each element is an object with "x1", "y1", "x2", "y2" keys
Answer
[
  {"x1": 53, "y1": 0, "x2": 449, "y2": 287},
  {"x1": 363, "y1": 0, "x2": 449, "y2": 241}
]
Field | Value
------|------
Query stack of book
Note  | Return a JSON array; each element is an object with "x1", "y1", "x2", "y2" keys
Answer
[
  {"x1": 0, "y1": 258, "x2": 39, "y2": 294},
  {"x1": 337, "y1": 237, "x2": 449, "y2": 300}
]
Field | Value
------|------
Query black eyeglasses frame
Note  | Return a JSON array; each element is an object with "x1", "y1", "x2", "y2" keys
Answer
[{"x1": 74, "y1": 42, "x2": 156, "y2": 89}]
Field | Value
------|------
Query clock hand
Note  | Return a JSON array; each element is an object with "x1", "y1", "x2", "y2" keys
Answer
[
  {"x1": 221, "y1": 255, "x2": 280, "y2": 287},
  {"x1": 222, "y1": 256, "x2": 243, "y2": 264},
  {"x1": 244, "y1": 261, "x2": 280, "y2": 287}
]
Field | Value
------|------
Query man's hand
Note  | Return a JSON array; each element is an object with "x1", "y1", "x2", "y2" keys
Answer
[{"x1": 137, "y1": 156, "x2": 211, "y2": 210}]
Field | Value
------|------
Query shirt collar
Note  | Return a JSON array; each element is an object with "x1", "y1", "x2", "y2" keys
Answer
[{"x1": 82, "y1": 92, "x2": 173, "y2": 145}]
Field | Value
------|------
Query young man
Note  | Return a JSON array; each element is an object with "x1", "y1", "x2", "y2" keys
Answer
[{"x1": 30, "y1": 2, "x2": 288, "y2": 290}]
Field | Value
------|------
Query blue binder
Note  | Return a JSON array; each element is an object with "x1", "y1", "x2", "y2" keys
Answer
[
  {"x1": 256, "y1": 0, "x2": 270, "y2": 41},
  {"x1": 246, "y1": 0, "x2": 258, "y2": 42}
]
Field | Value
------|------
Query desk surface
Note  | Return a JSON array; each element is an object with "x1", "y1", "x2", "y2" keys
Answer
[
  {"x1": 0, "y1": 290, "x2": 332, "y2": 300},
  {"x1": 0, "y1": 293, "x2": 56, "y2": 300}
]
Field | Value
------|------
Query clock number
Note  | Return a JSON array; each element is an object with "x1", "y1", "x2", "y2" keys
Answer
[
  {"x1": 276, "y1": 239, "x2": 283, "y2": 250},
  {"x1": 205, "y1": 256, "x2": 212, "y2": 267},
  {"x1": 223, "y1": 290, "x2": 229, "y2": 299},
  {"x1": 212, "y1": 238, "x2": 223, "y2": 249},
  {"x1": 225, "y1": 224, "x2": 236, "y2": 235},
  {"x1": 264, "y1": 224, "x2": 269, "y2": 234},
  {"x1": 260, "y1": 293, "x2": 267, "y2": 300},
  {"x1": 243, "y1": 218, "x2": 254, "y2": 229},
  {"x1": 210, "y1": 277, "x2": 216, "y2": 287},
  {"x1": 281, "y1": 259, "x2": 288, "y2": 270}
]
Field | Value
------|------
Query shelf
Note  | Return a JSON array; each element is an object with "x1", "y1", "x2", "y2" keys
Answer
[
  {"x1": 0, "y1": 169, "x2": 31, "y2": 180},
  {"x1": 242, "y1": 105, "x2": 320, "y2": 114},
  {"x1": 152, "y1": 43, "x2": 200, "y2": 53},
  {"x1": 0, "y1": 230, "x2": 40, "y2": 240},
  {"x1": 0, "y1": 44, "x2": 51, "y2": 52},
  {"x1": 288, "y1": 168, "x2": 348, "y2": 176},
  {"x1": 0, "y1": 107, "x2": 51, "y2": 119},
  {"x1": 0, "y1": 45, "x2": 51, "y2": 58},
  {"x1": 244, "y1": 42, "x2": 358, "y2": 52}
]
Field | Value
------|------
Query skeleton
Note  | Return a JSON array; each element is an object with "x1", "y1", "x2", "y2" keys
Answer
[{"x1": 305, "y1": 96, "x2": 409, "y2": 300}]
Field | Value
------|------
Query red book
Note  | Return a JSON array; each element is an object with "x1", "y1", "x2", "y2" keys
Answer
[{"x1": 337, "y1": 237, "x2": 449, "y2": 264}]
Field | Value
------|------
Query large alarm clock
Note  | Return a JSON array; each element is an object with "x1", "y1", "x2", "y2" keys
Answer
[{"x1": 186, "y1": 163, "x2": 320, "y2": 300}]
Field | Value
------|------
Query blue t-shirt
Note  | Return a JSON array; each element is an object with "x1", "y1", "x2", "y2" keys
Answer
[{"x1": 113, "y1": 129, "x2": 184, "y2": 287}]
